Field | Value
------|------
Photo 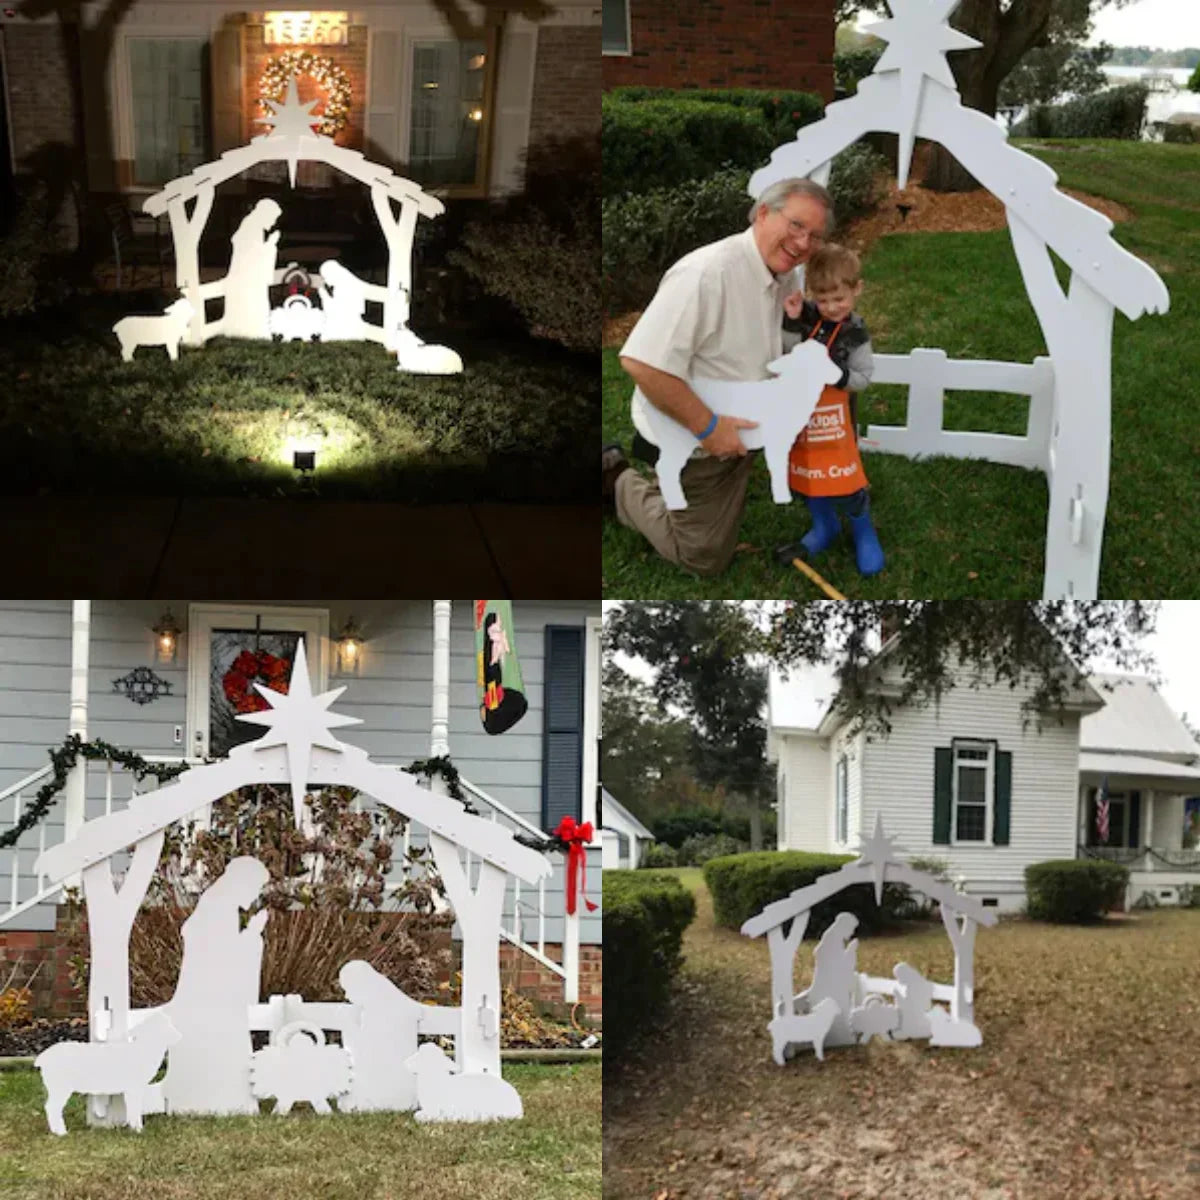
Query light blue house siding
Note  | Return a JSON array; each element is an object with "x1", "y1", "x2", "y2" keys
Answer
[{"x1": 0, "y1": 600, "x2": 600, "y2": 944}]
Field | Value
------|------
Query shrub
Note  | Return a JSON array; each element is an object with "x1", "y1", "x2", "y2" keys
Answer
[
  {"x1": 603, "y1": 870, "x2": 697, "y2": 1056},
  {"x1": 608, "y1": 87, "x2": 824, "y2": 148},
  {"x1": 1156, "y1": 121, "x2": 1200, "y2": 144},
  {"x1": 834, "y1": 48, "x2": 884, "y2": 97},
  {"x1": 828, "y1": 142, "x2": 889, "y2": 225},
  {"x1": 640, "y1": 842, "x2": 679, "y2": 868},
  {"x1": 652, "y1": 809, "x2": 725, "y2": 848},
  {"x1": 0, "y1": 181, "x2": 59, "y2": 318},
  {"x1": 1024, "y1": 859, "x2": 1129, "y2": 923},
  {"x1": 891, "y1": 856, "x2": 952, "y2": 919},
  {"x1": 449, "y1": 135, "x2": 600, "y2": 352},
  {"x1": 603, "y1": 96, "x2": 774, "y2": 197},
  {"x1": 703, "y1": 850, "x2": 912, "y2": 936},
  {"x1": 677, "y1": 831, "x2": 747, "y2": 866},
  {"x1": 1015, "y1": 83, "x2": 1148, "y2": 139}
]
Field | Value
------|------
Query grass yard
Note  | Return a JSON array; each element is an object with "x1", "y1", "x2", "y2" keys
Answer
[
  {"x1": 0, "y1": 1060, "x2": 600, "y2": 1200},
  {"x1": 604, "y1": 870, "x2": 1200, "y2": 1200},
  {"x1": 0, "y1": 298, "x2": 597, "y2": 504},
  {"x1": 602, "y1": 140, "x2": 1200, "y2": 598}
]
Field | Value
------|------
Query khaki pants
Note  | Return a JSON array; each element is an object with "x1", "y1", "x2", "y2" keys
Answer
[{"x1": 614, "y1": 454, "x2": 755, "y2": 578}]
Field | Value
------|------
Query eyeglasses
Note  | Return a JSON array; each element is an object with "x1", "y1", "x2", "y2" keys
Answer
[{"x1": 782, "y1": 216, "x2": 824, "y2": 246}]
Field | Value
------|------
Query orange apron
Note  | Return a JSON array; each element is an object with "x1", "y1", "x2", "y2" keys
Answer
[{"x1": 787, "y1": 318, "x2": 867, "y2": 498}]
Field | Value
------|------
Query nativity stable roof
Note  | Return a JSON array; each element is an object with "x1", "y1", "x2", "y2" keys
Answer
[{"x1": 1081, "y1": 674, "x2": 1200, "y2": 762}]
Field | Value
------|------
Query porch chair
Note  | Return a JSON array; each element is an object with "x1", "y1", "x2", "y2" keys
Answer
[{"x1": 105, "y1": 201, "x2": 172, "y2": 290}]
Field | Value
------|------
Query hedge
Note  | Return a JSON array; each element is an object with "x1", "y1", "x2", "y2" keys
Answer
[
  {"x1": 608, "y1": 86, "x2": 824, "y2": 147},
  {"x1": 603, "y1": 870, "x2": 697, "y2": 1055},
  {"x1": 1015, "y1": 83, "x2": 1149, "y2": 140},
  {"x1": 703, "y1": 850, "x2": 916, "y2": 937},
  {"x1": 1024, "y1": 859, "x2": 1130, "y2": 923},
  {"x1": 602, "y1": 96, "x2": 774, "y2": 197}
]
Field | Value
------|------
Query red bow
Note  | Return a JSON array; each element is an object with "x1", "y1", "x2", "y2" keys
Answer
[{"x1": 554, "y1": 816, "x2": 597, "y2": 915}]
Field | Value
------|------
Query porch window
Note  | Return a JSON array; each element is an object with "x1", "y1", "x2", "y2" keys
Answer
[
  {"x1": 129, "y1": 39, "x2": 208, "y2": 187},
  {"x1": 953, "y1": 743, "x2": 992, "y2": 842},
  {"x1": 835, "y1": 755, "x2": 848, "y2": 844},
  {"x1": 602, "y1": 0, "x2": 631, "y2": 55},
  {"x1": 408, "y1": 31, "x2": 497, "y2": 193},
  {"x1": 1087, "y1": 788, "x2": 1140, "y2": 849}
]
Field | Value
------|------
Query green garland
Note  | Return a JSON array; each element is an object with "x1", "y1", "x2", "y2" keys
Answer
[
  {"x1": 0, "y1": 736, "x2": 191, "y2": 851},
  {"x1": 1, "y1": 739, "x2": 563, "y2": 854}
]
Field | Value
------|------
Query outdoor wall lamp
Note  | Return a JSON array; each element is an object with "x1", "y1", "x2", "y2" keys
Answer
[
  {"x1": 335, "y1": 616, "x2": 363, "y2": 674},
  {"x1": 152, "y1": 611, "x2": 182, "y2": 664}
]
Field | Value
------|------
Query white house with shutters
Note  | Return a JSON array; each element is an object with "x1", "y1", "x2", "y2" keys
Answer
[
  {"x1": 0, "y1": 600, "x2": 601, "y2": 1006},
  {"x1": 770, "y1": 650, "x2": 1200, "y2": 913},
  {"x1": 600, "y1": 787, "x2": 655, "y2": 870}
]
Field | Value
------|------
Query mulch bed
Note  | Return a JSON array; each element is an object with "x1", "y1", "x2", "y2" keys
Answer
[{"x1": 0, "y1": 1017, "x2": 88, "y2": 1058}]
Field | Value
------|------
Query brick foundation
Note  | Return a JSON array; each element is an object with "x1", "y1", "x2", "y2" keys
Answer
[
  {"x1": 602, "y1": 0, "x2": 834, "y2": 99},
  {"x1": 0, "y1": 909, "x2": 601, "y2": 1025}
]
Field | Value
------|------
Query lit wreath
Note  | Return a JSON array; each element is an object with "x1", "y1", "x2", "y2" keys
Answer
[
  {"x1": 222, "y1": 650, "x2": 292, "y2": 715},
  {"x1": 259, "y1": 50, "x2": 352, "y2": 137}
]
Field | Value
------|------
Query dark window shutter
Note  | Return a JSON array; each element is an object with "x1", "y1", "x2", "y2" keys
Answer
[
  {"x1": 541, "y1": 626, "x2": 584, "y2": 832},
  {"x1": 993, "y1": 750, "x2": 1012, "y2": 846},
  {"x1": 934, "y1": 747, "x2": 952, "y2": 844},
  {"x1": 1128, "y1": 791, "x2": 1141, "y2": 850}
]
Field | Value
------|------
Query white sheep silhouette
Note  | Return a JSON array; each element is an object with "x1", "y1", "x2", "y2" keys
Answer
[
  {"x1": 250, "y1": 1021, "x2": 352, "y2": 1115},
  {"x1": 35, "y1": 1010, "x2": 181, "y2": 1135},
  {"x1": 113, "y1": 297, "x2": 194, "y2": 363},
  {"x1": 849, "y1": 996, "x2": 901, "y2": 1045},
  {"x1": 404, "y1": 1042, "x2": 522, "y2": 1122},
  {"x1": 767, "y1": 995, "x2": 840, "y2": 1064},
  {"x1": 637, "y1": 338, "x2": 841, "y2": 510}
]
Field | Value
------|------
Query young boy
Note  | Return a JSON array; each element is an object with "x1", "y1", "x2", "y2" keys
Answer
[{"x1": 775, "y1": 244, "x2": 884, "y2": 577}]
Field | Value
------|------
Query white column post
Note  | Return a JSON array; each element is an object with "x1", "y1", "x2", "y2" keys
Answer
[
  {"x1": 64, "y1": 601, "x2": 91, "y2": 861},
  {"x1": 563, "y1": 901, "x2": 580, "y2": 1005},
  {"x1": 431, "y1": 601, "x2": 452, "y2": 763},
  {"x1": 1144, "y1": 789, "x2": 1154, "y2": 857}
]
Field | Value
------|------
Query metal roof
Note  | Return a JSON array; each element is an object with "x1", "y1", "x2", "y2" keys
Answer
[{"x1": 1082, "y1": 674, "x2": 1200, "y2": 762}]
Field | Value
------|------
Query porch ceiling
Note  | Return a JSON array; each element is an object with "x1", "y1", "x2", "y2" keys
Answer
[{"x1": 1080, "y1": 751, "x2": 1200, "y2": 789}]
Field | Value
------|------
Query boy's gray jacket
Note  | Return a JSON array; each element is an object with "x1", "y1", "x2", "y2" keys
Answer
[{"x1": 782, "y1": 301, "x2": 874, "y2": 393}]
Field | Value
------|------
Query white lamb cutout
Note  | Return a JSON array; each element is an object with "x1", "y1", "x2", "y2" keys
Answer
[
  {"x1": 395, "y1": 327, "x2": 464, "y2": 375},
  {"x1": 849, "y1": 996, "x2": 901, "y2": 1045},
  {"x1": 767, "y1": 995, "x2": 840, "y2": 1064},
  {"x1": 35, "y1": 1010, "x2": 181, "y2": 1136},
  {"x1": 928, "y1": 1006, "x2": 983, "y2": 1048},
  {"x1": 638, "y1": 339, "x2": 840, "y2": 510},
  {"x1": 404, "y1": 1042, "x2": 522, "y2": 1122},
  {"x1": 250, "y1": 1021, "x2": 352, "y2": 1115},
  {"x1": 113, "y1": 298, "x2": 195, "y2": 363}
]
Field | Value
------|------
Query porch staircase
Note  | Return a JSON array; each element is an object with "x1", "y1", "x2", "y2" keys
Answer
[{"x1": 0, "y1": 755, "x2": 579, "y2": 1000}]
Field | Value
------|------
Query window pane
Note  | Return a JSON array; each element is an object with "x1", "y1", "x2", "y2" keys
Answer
[
  {"x1": 956, "y1": 804, "x2": 986, "y2": 841},
  {"x1": 408, "y1": 40, "x2": 485, "y2": 187},
  {"x1": 130, "y1": 39, "x2": 206, "y2": 186},
  {"x1": 956, "y1": 747, "x2": 989, "y2": 761},
  {"x1": 957, "y1": 765, "x2": 987, "y2": 806},
  {"x1": 602, "y1": 0, "x2": 629, "y2": 52},
  {"x1": 209, "y1": 629, "x2": 301, "y2": 757}
]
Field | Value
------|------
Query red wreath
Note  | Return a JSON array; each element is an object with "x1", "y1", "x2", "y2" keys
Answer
[{"x1": 222, "y1": 650, "x2": 292, "y2": 715}]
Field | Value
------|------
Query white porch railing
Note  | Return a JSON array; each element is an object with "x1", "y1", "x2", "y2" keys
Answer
[
  {"x1": 1, "y1": 758, "x2": 578, "y2": 1004},
  {"x1": 867, "y1": 351, "x2": 1055, "y2": 474}
]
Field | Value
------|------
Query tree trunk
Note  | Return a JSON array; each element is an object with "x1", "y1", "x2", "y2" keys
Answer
[{"x1": 921, "y1": 0, "x2": 1055, "y2": 193}]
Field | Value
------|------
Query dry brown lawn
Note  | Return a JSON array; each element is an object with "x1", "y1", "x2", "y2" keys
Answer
[{"x1": 603, "y1": 874, "x2": 1200, "y2": 1200}]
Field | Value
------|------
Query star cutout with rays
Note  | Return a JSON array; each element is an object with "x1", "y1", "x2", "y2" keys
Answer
[
  {"x1": 237, "y1": 639, "x2": 361, "y2": 828},
  {"x1": 863, "y1": 0, "x2": 981, "y2": 189},
  {"x1": 255, "y1": 76, "x2": 324, "y2": 186},
  {"x1": 854, "y1": 813, "x2": 906, "y2": 905}
]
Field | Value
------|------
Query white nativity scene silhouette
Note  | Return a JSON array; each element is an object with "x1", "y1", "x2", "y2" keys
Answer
[
  {"x1": 741, "y1": 816, "x2": 997, "y2": 1063},
  {"x1": 638, "y1": 0, "x2": 1167, "y2": 600},
  {"x1": 113, "y1": 77, "x2": 462, "y2": 375},
  {"x1": 32, "y1": 641, "x2": 548, "y2": 1135}
]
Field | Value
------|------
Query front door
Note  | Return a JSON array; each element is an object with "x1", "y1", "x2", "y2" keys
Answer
[{"x1": 186, "y1": 605, "x2": 329, "y2": 759}]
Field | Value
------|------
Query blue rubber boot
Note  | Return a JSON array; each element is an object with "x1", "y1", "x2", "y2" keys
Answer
[
  {"x1": 801, "y1": 495, "x2": 841, "y2": 558},
  {"x1": 847, "y1": 494, "x2": 885, "y2": 576}
]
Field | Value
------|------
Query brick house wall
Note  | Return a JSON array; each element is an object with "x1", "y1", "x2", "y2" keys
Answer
[
  {"x1": 528, "y1": 25, "x2": 602, "y2": 148},
  {"x1": 602, "y1": 0, "x2": 835, "y2": 100},
  {"x1": 1, "y1": 25, "x2": 80, "y2": 169}
]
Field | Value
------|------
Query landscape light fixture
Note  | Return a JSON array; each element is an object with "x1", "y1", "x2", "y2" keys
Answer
[
  {"x1": 152, "y1": 611, "x2": 182, "y2": 664},
  {"x1": 335, "y1": 616, "x2": 364, "y2": 674},
  {"x1": 293, "y1": 449, "x2": 316, "y2": 472}
]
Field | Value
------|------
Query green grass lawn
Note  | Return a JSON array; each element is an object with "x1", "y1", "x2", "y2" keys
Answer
[
  {"x1": 0, "y1": 299, "x2": 597, "y2": 504},
  {"x1": 0, "y1": 1061, "x2": 600, "y2": 1200},
  {"x1": 603, "y1": 139, "x2": 1200, "y2": 597},
  {"x1": 604, "y1": 873, "x2": 1200, "y2": 1199}
]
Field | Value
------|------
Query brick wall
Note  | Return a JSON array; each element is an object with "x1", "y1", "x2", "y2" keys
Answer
[
  {"x1": 1, "y1": 24, "x2": 81, "y2": 169},
  {"x1": 528, "y1": 25, "x2": 602, "y2": 148},
  {"x1": 602, "y1": 0, "x2": 835, "y2": 100},
  {"x1": 242, "y1": 25, "x2": 369, "y2": 187},
  {"x1": 0, "y1": 911, "x2": 602, "y2": 1026}
]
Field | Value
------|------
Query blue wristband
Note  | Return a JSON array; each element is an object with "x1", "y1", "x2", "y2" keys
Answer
[{"x1": 696, "y1": 413, "x2": 718, "y2": 441}]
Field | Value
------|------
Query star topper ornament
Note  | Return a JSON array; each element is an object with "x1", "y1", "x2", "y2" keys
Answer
[
  {"x1": 255, "y1": 76, "x2": 324, "y2": 186},
  {"x1": 863, "y1": 0, "x2": 981, "y2": 189},
  {"x1": 237, "y1": 639, "x2": 361, "y2": 828},
  {"x1": 854, "y1": 813, "x2": 906, "y2": 904}
]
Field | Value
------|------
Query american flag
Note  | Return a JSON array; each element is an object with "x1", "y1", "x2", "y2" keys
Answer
[{"x1": 1096, "y1": 776, "x2": 1110, "y2": 845}]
